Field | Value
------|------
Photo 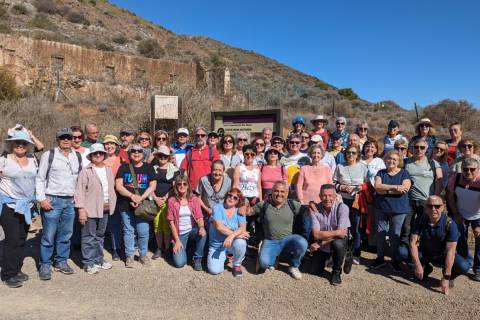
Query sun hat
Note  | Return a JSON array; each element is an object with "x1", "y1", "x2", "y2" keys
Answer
[
  {"x1": 417, "y1": 118, "x2": 432, "y2": 127},
  {"x1": 310, "y1": 115, "x2": 329, "y2": 125},
  {"x1": 56, "y1": 127, "x2": 73, "y2": 138},
  {"x1": 5, "y1": 130, "x2": 34, "y2": 153},
  {"x1": 177, "y1": 128, "x2": 189, "y2": 136},
  {"x1": 87, "y1": 143, "x2": 107, "y2": 160},
  {"x1": 155, "y1": 145, "x2": 171, "y2": 156},
  {"x1": 103, "y1": 134, "x2": 121, "y2": 146}
]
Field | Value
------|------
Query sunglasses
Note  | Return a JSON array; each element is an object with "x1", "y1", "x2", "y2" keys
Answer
[
  {"x1": 237, "y1": 138, "x2": 248, "y2": 142},
  {"x1": 463, "y1": 168, "x2": 477, "y2": 173},
  {"x1": 255, "y1": 143, "x2": 265, "y2": 147},
  {"x1": 58, "y1": 135, "x2": 73, "y2": 141},
  {"x1": 336, "y1": 122, "x2": 345, "y2": 125},
  {"x1": 272, "y1": 140, "x2": 284, "y2": 145},
  {"x1": 413, "y1": 145, "x2": 426, "y2": 150},
  {"x1": 289, "y1": 141, "x2": 300, "y2": 145},
  {"x1": 177, "y1": 182, "x2": 188, "y2": 187},
  {"x1": 120, "y1": 133, "x2": 132, "y2": 137},
  {"x1": 72, "y1": 135, "x2": 83, "y2": 140},
  {"x1": 358, "y1": 127, "x2": 368, "y2": 131},
  {"x1": 244, "y1": 152, "x2": 256, "y2": 157},
  {"x1": 463, "y1": 144, "x2": 474, "y2": 149},
  {"x1": 196, "y1": 134, "x2": 207, "y2": 138},
  {"x1": 346, "y1": 151, "x2": 357, "y2": 155},
  {"x1": 395, "y1": 147, "x2": 407, "y2": 151},
  {"x1": 158, "y1": 154, "x2": 169, "y2": 159},
  {"x1": 223, "y1": 140, "x2": 233, "y2": 144},
  {"x1": 129, "y1": 149, "x2": 143, "y2": 154},
  {"x1": 434, "y1": 147, "x2": 446, "y2": 152},
  {"x1": 138, "y1": 137, "x2": 150, "y2": 141},
  {"x1": 91, "y1": 152, "x2": 105, "y2": 157},
  {"x1": 227, "y1": 194, "x2": 239, "y2": 201},
  {"x1": 13, "y1": 142, "x2": 27, "y2": 147},
  {"x1": 419, "y1": 124, "x2": 430, "y2": 128},
  {"x1": 426, "y1": 204, "x2": 442, "y2": 209},
  {"x1": 156, "y1": 137, "x2": 167, "y2": 141}
]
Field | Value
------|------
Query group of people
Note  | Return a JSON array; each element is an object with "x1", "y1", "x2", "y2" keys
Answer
[{"x1": 0, "y1": 116, "x2": 478, "y2": 295}]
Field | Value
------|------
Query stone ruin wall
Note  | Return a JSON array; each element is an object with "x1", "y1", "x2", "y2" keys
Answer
[{"x1": 0, "y1": 34, "x2": 231, "y2": 102}]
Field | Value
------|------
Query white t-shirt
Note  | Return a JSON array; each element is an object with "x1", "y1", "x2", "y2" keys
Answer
[
  {"x1": 178, "y1": 205, "x2": 192, "y2": 235},
  {"x1": 361, "y1": 157, "x2": 386, "y2": 186},
  {"x1": 0, "y1": 156, "x2": 37, "y2": 208},
  {"x1": 238, "y1": 164, "x2": 260, "y2": 198},
  {"x1": 93, "y1": 166, "x2": 109, "y2": 203}
]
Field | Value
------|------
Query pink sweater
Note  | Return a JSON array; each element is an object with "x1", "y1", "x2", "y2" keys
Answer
[{"x1": 296, "y1": 164, "x2": 333, "y2": 205}]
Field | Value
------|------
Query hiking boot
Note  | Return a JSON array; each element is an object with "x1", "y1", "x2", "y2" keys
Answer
[
  {"x1": 139, "y1": 255, "x2": 150, "y2": 266},
  {"x1": 371, "y1": 258, "x2": 386, "y2": 269},
  {"x1": 391, "y1": 261, "x2": 403, "y2": 273},
  {"x1": 16, "y1": 271, "x2": 29, "y2": 282},
  {"x1": 343, "y1": 251, "x2": 353, "y2": 275},
  {"x1": 232, "y1": 265, "x2": 243, "y2": 277},
  {"x1": 289, "y1": 266, "x2": 302, "y2": 280},
  {"x1": 125, "y1": 256, "x2": 135, "y2": 268},
  {"x1": 423, "y1": 263, "x2": 433, "y2": 280},
  {"x1": 4, "y1": 276, "x2": 23, "y2": 288},
  {"x1": 353, "y1": 256, "x2": 360, "y2": 265},
  {"x1": 39, "y1": 265, "x2": 52, "y2": 281},
  {"x1": 112, "y1": 251, "x2": 120, "y2": 261},
  {"x1": 330, "y1": 272, "x2": 342, "y2": 286},
  {"x1": 54, "y1": 263, "x2": 74, "y2": 275},
  {"x1": 152, "y1": 249, "x2": 162, "y2": 260},
  {"x1": 95, "y1": 261, "x2": 113, "y2": 270},
  {"x1": 193, "y1": 258, "x2": 203, "y2": 271},
  {"x1": 85, "y1": 265, "x2": 99, "y2": 275}
]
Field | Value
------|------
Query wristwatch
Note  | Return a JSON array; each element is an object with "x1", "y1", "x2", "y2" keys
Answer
[{"x1": 443, "y1": 274, "x2": 451, "y2": 280}]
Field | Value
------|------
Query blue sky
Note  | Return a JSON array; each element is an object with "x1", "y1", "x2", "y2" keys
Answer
[{"x1": 111, "y1": 0, "x2": 479, "y2": 108}]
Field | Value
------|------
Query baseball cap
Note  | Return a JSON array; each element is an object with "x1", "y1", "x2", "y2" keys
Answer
[
  {"x1": 120, "y1": 128, "x2": 134, "y2": 135},
  {"x1": 155, "y1": 145, "x2": 171, "y2": 156},
  {"x1": 177, "y1": 128, "x2": 189, "y2": 136},
  {"x1": 56, "y1": 127, "x2": 73, "y2": 138}
]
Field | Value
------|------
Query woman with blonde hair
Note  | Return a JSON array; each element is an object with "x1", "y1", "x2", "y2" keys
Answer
[{"x1": 408, "y1": 118, "x2": 437, "y2": 157}]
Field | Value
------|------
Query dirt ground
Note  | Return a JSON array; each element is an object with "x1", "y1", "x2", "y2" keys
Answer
[{"x1": 0, "y1": 228, "x2": 479, "y2": 320}]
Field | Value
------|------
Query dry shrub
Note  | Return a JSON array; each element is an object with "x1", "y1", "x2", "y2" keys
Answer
[
  {"x1": 421, "y1": 99, "x2": 479, "y2": 135},
  {"x1": 0, "y1": 67, "x2": 21, "y2": 101},
  {"x1": 34, "y1": 0, "x2": 60, "y2": 15}
]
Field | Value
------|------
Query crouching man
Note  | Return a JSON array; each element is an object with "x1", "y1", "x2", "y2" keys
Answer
[
  {"x1": 309, "y1": 184, "x2": 350, "y2": 285},
  {"x1": 410, "y1": 195, "x2": 471, "y2": 295},
  {"x1": 245, "y1": 181, "x2": 308, "y2": 279}
]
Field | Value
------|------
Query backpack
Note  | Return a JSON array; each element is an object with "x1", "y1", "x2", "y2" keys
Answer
[
  {"x1": 45, "y1": 148, "x2": 82, "y2": 187},
  {"x1": 257, "y1": 199, "x2": 303, "y2": 240},
  {"x1": 185, "y1": 145, "x2": 213, "y2": 173},
  {"x1": 416, "y1": 214, "x2": 452, "y2": 246}
]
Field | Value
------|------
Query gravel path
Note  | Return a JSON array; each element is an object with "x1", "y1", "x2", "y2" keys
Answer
[{"x1": 0, "y1": 232, "x2": 479, "y2": 320}]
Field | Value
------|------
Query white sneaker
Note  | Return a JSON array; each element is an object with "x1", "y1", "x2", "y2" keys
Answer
[
  {"x1": 85, "y1": 265, "x2": 99, "y2": 275},
  {"x1": 289, "y1": 267, "x2": 302, "y2": 280},
  {"x1": 95, "y1": 262, "x2": 113, "y2": 270}
]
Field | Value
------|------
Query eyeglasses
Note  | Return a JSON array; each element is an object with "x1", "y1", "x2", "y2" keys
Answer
[
  {"x1": 336, "y1": 122, "x2": 345, "y2": 125},
  {"x1": 120, "y1": 133, "x2": 132, "y2": 137},
  {"x1": 13, "y1": 142, "x2": 27, "y2": 148},
  {"x1": 138, "y1": 137, "x2": 150, "y2": 141},
  {"x1": 346, "y1": 151, "x2": 357, "y2": 155},
  {"x1": 156, "y1": 137, "x2": 167, "y2": 141},
  {"x1": 129, "y1": 149, "x2": 143, "y2": 154},
  {"x1": 227, "y1": 194, "x2": 239, "y2": 201},
  {"x1": 177, "y1": 182, "x2": 188, "y2": 187},
  {"x1": 426, "y1": 204, "x2": 442, "y2": 209},
  {"x1": 395, "y1": 147, "x2": 407, "y2": 151},
  {"x1": 434, "y1": 147, "x2": 446, "y2": 152},
  {"x1": 223, "y1": 140, "x2": 233, "y2": 144},
  {"x1": 255, "y1": 143, "x2": 265, "y2": 147},
  {"x1": 463, "y1": 144, "x2": 474, "y2": 149},
  {"x1": 237, "y1": 138, "x2": 248, "y2": 142},
  {"x1": 72, "y1": 135, "x2": 83, "y2": 140},
  {"x1": 196, "y1": 134, "x2": 207, "y2": 138},
  {"x1": 91, "y1": 152, "x2": 104, "y2": 157},
  {"x1": 289, "y1": 141, "x2": 300, "y2": 145},
  {"x1": 272, "y1": 140, "x2": 284, "y2": 145},
  {"x1": 463, "y1": 168, "x2": 477, "y2": 173},
  {"x1": 244, "y1": 152, "x2": 256, "y2": 157},
  {"x1": 58, "y1": 135, "x2": 73, "y2": 141},
  {"x1": 413, "y1": 145, "x2": 426, "y2": 150},
  {"x1": 419, "y1": 124, "x2": 430, "y2": 128}
]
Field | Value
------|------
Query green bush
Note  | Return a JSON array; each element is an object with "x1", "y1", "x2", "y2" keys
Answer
[
  {"x1": 67, "y1": 10, "x2": 90, "y2": 25},
  {"x1": 137, "y1": 39, "x2": 164, "y2": 59},
  {"x1": 112, "y1": 35, "x2": 128, "y2": 45},
  {"x1": 338, "y1": 88, "x2": 359, "y2": 100},
  {"x1": 96, "y1": 42, "x2": 114, "y2": 51},
  {"x1": 12, "y1": 4, "x2": 28, "y2": 15},
  {"x1": 0, "y1": 67, "x2": 21, "y2": 101},
  {"x1": 28, "y1": 14, "x2": 57, "y2": 30},
  {"x1": 314, "y1": 79, "x2": 330, "y2": 91}
]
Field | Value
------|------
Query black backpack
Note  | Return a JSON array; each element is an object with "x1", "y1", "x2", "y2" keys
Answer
[{"x1": 45, "y1": 148, "x2": 82, "y2": 187}]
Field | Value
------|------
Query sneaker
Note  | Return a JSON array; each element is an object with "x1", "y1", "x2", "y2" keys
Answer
[
  {"x1": 152, "y1": 249, "x2": 162, "y2": 260},
  {"x1": 3, "y1": 276, "x2": 23, "y2": 288},
  {"x1": 125, "y1": 256, "x2": 135, "y2": 268},
  {"x1": 54, "y1": 263, "x2": 74, "y2": 275},
  {"x1": 391, "y1": 261, "x2": 402, "y2": 273},
  {"x1": 423, "y1": 263, "x2": 433, "y2": 279},
  {"x1": 473, "y1": 273, "x2": 480, "y2": 282},
  {"x1": 112, "y1": 251, "x2": 120, "y2": 261},
  {"x1": 16, "y1": 271, "x2": 29, "y2": 282},
  {"x1": 139, "y1": 256, "x2": 150, "y2": 266},
  {"x1": 289, "y1": 266, "x2": 302, "y2": 280},
  {"x1": 85, "y1": 265, "x2": 99, "y2": 275},
  {"x1": 95, "y1": 261, "x2": 113, "y2": 270},
  {"x1": 232, "y1": 266, "x2": 243, "y2": 277},
  {"x1": 39, "y1": 265, "x2": 52, "y2": 281},
  {"x1": 343, "y1": 251, "x2": 353, "y2": 275},
  {"x1": 193, "y1": 258, "x2": 203, "y2": 271},
  {"x1": 371, "y1": 258, "x2": 386, "y2": 269},
  {"x1": 330, "y1": 272, "x2": 342, "y2": 286},
  {"x1": 353, "y1": 256, "x2": 360, "y2": 265}
]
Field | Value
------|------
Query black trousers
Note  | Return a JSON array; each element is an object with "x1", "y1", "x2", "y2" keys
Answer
[
  {"x1": 313, "y1": 237, "x2": 347, "y2": 274},
  {"x1": 0, "y1": 205, "x2": 29, "y2": 281}
]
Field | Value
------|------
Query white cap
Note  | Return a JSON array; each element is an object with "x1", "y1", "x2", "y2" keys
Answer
[
  {"x1": 155, "y1": 145, "x2": 171, "y2": 155},
  {"x1": 310, "y1": 134, "x2": 323, "y2": 143},
  {"x1": 177, "y1": 128, "x2": 189, "y2": 136}
]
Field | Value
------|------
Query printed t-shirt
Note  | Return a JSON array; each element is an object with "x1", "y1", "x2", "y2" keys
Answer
[{"x1": 115, "y1": 162, "x2": 156, "y2": 212}]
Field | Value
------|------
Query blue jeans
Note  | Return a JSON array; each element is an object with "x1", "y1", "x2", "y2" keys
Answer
[
  {"x1": 120, "y1": 210, "x2": 149, "y2": 257},
  {"x1": 207, "y1": 238, "x2": 247, "y2": 274},
  {"x1": 259, "y1": 234, "x2": 308, "y2": 269},
  {"x1": 457, "y1": 218, "x2": 480, "y2": 273},
  {"x1": 107, "y1": 210, "x2": 122, "y2": 252},
  {"x1": 172, "y1": 227, "x2": 207, "y2": 268},
  {"x1": 40, "y1": 195, "x2": 75, "y2": 267},
  {"x1": 376, "y1": 211, "x2": 407, "y2": 261},
  {"x1": 344, "y1": 198, "x2": 361, "y2": 257},
  {"x1": 81, "y1": 215, "x2": 109, "y2": 267}
]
